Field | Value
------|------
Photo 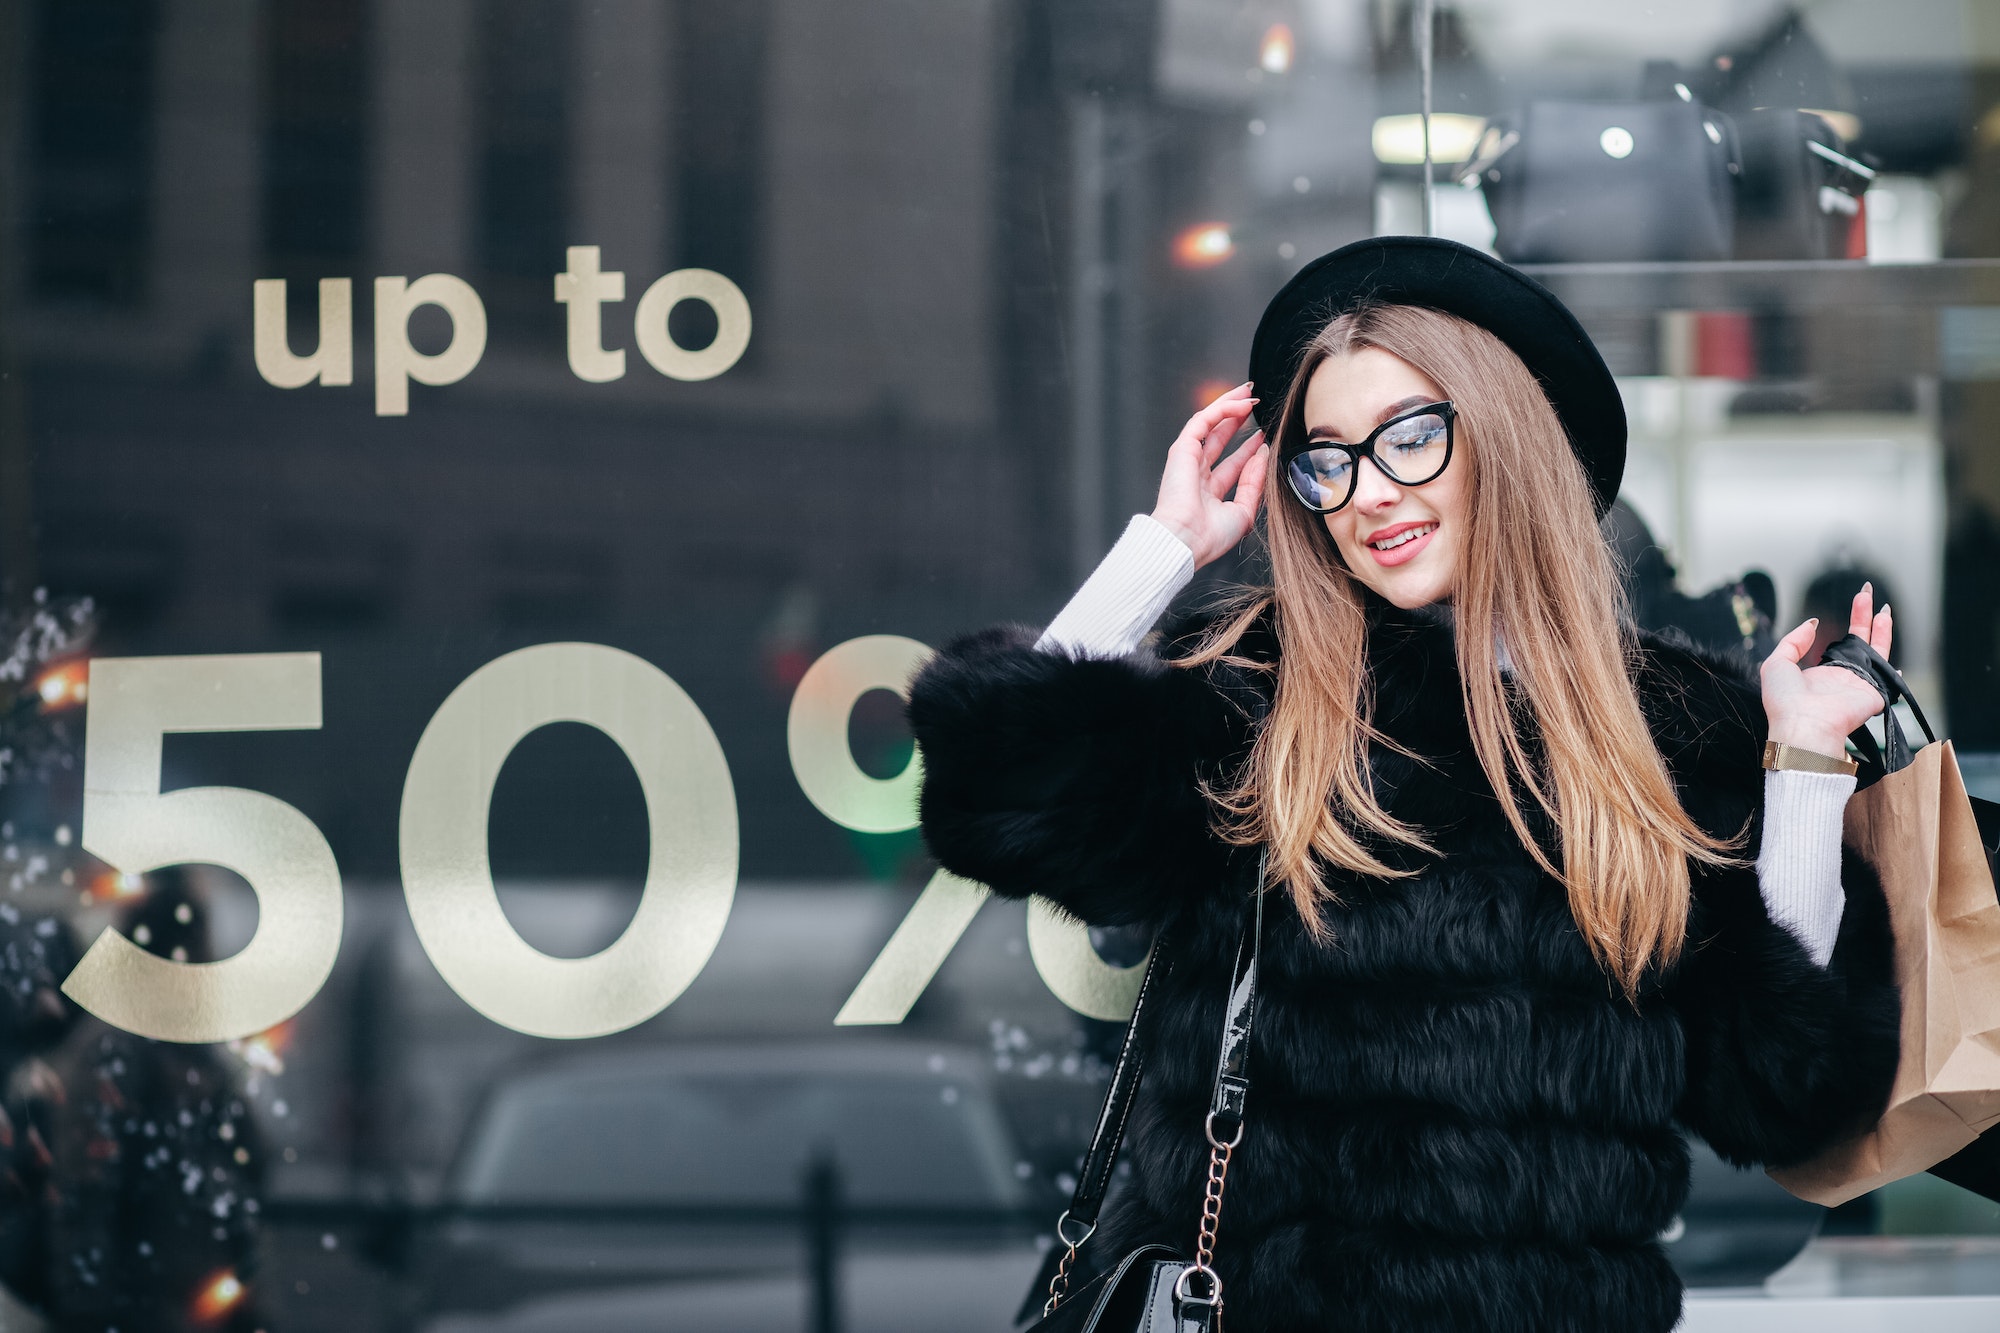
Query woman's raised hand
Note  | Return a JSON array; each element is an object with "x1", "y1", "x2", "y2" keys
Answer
[
  {"x1": 1151, "y1": 382, "x2": 1270, "y2": 569},
  {"x1": 1760, "y1": 584, "x2": 1894, "y2": 759}
]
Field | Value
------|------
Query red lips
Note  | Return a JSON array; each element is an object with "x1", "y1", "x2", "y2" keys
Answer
[
  {"x1": 1363, "y1": 520, "x2": 1431, "y2": 546},
  {"x1": 1362, "y1": 520, "x2": 1437, "y2": 567}
]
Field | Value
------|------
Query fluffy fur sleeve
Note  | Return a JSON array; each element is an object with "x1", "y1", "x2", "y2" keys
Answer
[
  {"x1": 1638, "y1": 632, "x2": 1902, "y2": 1169},
  {"x1": 1672, "y1": 849, "x2": 1900, "y2": 1168},
  {"x1": 905, "y1": 624, "x2": 1249, "y2": 927}
]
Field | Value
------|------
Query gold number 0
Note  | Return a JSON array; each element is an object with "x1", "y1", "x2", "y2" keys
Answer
[
  {"x1": 789, "y1": 636, "x2": 1149, "y2": 1024},
  {"x1": 398, "y1": 643, "x2": 738, "y2": 1039}
]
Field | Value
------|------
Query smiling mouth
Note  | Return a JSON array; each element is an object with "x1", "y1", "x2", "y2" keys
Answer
[{"x1": 1370, "y1": 523, "x2": 1436, "y2": 552}]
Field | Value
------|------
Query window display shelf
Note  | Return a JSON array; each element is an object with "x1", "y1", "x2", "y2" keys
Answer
[{"x1": 1518, "y1": 260, "x2": 2000, "y2": 312}]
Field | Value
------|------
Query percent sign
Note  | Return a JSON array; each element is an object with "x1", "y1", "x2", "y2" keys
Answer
[{"x1": 786, "y1": 635, "x2": 1149, "y2": 1024}]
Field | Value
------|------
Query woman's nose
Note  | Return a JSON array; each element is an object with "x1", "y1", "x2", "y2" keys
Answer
[{"x1": 1350, "y1": 456, "x2": 1403, "y2": 511}]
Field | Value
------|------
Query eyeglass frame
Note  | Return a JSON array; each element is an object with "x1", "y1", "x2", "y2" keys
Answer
[{"x1": 1277, "y1": 400, "x2": 1458, "y2": 515}]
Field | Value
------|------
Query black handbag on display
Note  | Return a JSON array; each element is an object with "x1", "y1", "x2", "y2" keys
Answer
[
  {"x1": 1461, "y1": 96, "x2": 1740, "y2": 263},
  {"x1": 1016, "y1": 862, "x2": 1267, "y2": 1333},
  {"x1": 1731, "y1": 108, "x2": 1874, "y2": 260}
]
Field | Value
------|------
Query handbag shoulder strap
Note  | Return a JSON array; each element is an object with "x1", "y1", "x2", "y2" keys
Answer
[
  {"x1": 1060, "y1": 851, "x2": 1267, "y2": 1231},
  {"x1": 1207, "y1": 871, "x2": 1265, "y2": 1133},
  {"x1": 1063, "y1": 925, "x2": 1170, "y2": 1234},
  {"x1": 1037, "y1": 852, "x2": 1268, "y2": 1318}
]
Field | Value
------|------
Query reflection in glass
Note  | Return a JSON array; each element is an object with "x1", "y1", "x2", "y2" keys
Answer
[
  {"x1": 452, "y1": 1044, "x2": 1026, "y2": 1209},
  {"x1": 8, "y1": 1, "x2": 2000, "y2": 1327}
]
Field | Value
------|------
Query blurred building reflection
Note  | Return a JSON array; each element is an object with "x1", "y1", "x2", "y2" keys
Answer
[{"x1": 4, "y1": 2, "x2": 2000, "y2": 1328}]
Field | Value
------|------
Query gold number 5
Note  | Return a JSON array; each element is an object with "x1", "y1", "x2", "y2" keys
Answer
[{"x1": 66, "y1": 654, "x2": 344, "y2": 1043}]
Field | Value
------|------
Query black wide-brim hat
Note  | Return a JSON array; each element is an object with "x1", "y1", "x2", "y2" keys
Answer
[{"x1": 1248, "y1": 236, "x2": 1625, "y2": 515}]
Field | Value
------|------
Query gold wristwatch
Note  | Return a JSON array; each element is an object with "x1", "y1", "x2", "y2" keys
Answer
[{"x1": 1761, "y1": 740, "x2": 1859, "y2": 776}]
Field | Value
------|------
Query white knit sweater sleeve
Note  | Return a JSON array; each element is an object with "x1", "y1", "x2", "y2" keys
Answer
[
  {"x1": 1756, "y1": 768, "x2": 1854, "y2": 968},
  {"x1": 1035, "y1": 514, "x2": 1196, "y2": 658},
  {"x1": 1032, "y1": 512, "x2": 1851, "y2": 968}
]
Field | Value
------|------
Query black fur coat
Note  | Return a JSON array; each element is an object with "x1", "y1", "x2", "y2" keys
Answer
[{"x1": 907, "y1": 596, "x2": 1900, "y2": 1333}]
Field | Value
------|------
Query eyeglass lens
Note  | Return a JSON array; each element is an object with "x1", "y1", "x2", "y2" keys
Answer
[{"x1": 1286, "y1": 411, "x2": 1451, "y2": 512}]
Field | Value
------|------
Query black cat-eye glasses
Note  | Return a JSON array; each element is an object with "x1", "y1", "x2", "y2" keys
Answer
[{"x1": 1279, "y1": 401, "x2": 1456, "y2": 514}]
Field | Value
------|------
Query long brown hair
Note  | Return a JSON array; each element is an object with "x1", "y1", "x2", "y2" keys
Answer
[{"x1": 1187, "y1": 304, "x2": 1736, "y2": 997}]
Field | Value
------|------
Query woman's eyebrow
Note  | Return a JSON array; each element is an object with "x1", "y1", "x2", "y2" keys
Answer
[
  {"x1": 1373, "y1": 394, "x2": 1433, "y2": 424},
  {"x1": 1308, "y1": 395, "x2": 1436, "y2": 441}
]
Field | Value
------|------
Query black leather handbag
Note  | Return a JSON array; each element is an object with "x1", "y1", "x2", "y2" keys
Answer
[
  {"x1": 1732, "y1": 108, "x2": 1874, "y2": 260},
  {"x1": 1016, "y1": 862, "x2": 1266, "y2": 1333},
  {"x1": 1460, "y1": 97, "x2": 1740, "y2": 263}
]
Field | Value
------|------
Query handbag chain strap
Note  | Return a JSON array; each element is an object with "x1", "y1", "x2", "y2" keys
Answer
[
  {"x1": 1043, "y1": 852, "x2": 1268, "y2": 1318},
  {"x1": 1180, "y1": 1112, "x2": 1239, "y2": 1306},
  {"x1": 1043, "y1": 1222, "x2": 1085, "y2": 1317},
  {"x1": 1174, "y1": 876, "x2": 1264, "y2": 1315}
]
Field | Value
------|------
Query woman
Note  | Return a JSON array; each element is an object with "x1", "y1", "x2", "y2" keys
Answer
[{"x1": 908, "y1": 238, "x2": 1901, "y2": 1332}]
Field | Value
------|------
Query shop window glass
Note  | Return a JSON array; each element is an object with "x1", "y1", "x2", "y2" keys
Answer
[
  {"x1": 26, "y1": 0, "x2": 157, "y2": 305},
  {"x1": 451, "y1": 1048, "x2": 1028, "y2": 1208},
  {"x1": 265, "y1": 524, "x2": 405, "y2": 639},
  {"x1": 7, "y1": 3, "x2": 2000, "y2": 1327},
  {"x1": 672, "y1": 0, "x2": 770, "y2": 317},
  {"x1": 261, "y1": 0, "x2": 369, "y2": 277},
  {"x1": 487, "y1": 532, "x2": 614, "y2": 626},
  {"x1": 36, "y1": 515, "x2": 177, "y2": 636},
  {"x1": 474, "y1": 0, "x2": 573, "y2": 310}
]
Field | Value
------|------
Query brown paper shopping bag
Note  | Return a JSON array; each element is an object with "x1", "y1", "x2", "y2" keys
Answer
[{"x1": 1768, "y1": 737, "x2": 2000, "y2": 1206}]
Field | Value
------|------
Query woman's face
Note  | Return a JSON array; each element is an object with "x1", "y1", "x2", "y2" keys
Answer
[{"x1": 1301, "y1": 347, "x2": 1468, "y2": 609}]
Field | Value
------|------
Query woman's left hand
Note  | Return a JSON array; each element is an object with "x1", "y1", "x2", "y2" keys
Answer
[{"x1": 1759, "y1": 584, "x2": 1893, "y2": 760}]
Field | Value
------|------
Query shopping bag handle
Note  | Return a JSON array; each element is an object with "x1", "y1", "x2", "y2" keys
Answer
[{"x1": 1819, "y1": 633, "x2": 1935, "y2": 776}]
